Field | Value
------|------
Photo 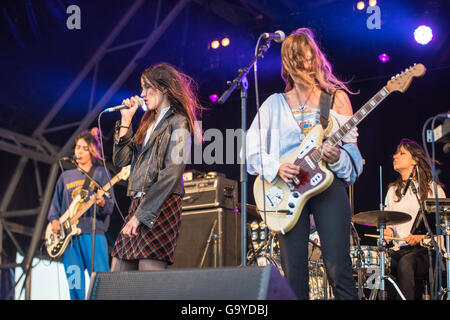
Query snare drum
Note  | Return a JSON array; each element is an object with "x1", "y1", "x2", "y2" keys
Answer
[{"x1": 350, "y1": 245, "x2": 390, "y2": 269}]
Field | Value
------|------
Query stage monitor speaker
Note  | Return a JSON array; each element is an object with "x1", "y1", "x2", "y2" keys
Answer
[
  {"x1": 87, "y1": 265, "x2": 297, "y2": 300},
  {"x1": 169, "y1": 207, "x2": 241, "y2": 269}
]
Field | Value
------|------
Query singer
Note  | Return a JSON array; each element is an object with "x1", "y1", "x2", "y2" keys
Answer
[
  {"x1": 246, "y1": 28, "x2": 363, "y2": 299},
  {"x1": 110, "y1": 62, "x2": 203, "y2": 271},
  {"x1": 47, "y1": 128, "x2": 115, "y2": 300},
  {"x1": 384, "y1": 138, "x2": 446, "y2": 299}
]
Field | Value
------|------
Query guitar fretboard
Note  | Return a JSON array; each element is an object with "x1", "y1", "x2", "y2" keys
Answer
[
  {"x1": 69, "y1": 174, "x2": 120, "y2": 224},
  {"x1": 310, "y1": 86, "x2": 391, "y2": 162}
]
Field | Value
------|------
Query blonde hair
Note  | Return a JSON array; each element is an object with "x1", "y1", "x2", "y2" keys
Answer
[{"x1": 281, "y1": 28, "x2": 355, "y2": 94}]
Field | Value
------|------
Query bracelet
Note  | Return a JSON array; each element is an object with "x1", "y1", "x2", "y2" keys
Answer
[{"x1": 119, "y1": 125, "x2": 130, "y2": 129}]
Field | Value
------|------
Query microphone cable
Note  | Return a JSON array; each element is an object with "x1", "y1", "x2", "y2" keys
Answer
[
  {"x1": 97, "y1": 110, "x2": 127, "y2": 223},
  {"x1": 253, "y1": 34, "x2": 271, "y2": 251}
]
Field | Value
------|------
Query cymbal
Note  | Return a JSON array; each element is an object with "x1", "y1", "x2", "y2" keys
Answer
[{"x1": 352, "y1": 210, "x2": 411, "y2": 227}]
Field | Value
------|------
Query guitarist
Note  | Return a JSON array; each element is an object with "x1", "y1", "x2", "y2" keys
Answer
[
  {"x1": 246, "y1": 28, "x2": 363, "y2": 299},
  {"x1": 48, "y1": 128, "x2": 115, "y2": 300}
]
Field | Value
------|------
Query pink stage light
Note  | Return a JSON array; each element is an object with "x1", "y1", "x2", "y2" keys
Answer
[
  {"x1": 378, "y1": 53, "x2": 390, "y2": 63},
  {"x1": 209, "y1": 94, "x2": 219, "y2": 103}
]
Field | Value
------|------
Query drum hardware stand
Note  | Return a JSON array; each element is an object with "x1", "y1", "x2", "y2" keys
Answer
[
  {"x1": 371, "y1": 166, "x2": 405, "y2": 300},
  {"x1": 365, "y1": 176, "x2": 405, "y2": 299},
  {"x1": 369, "y1": 220, "x2": 406, "y2": 300},
  {"x1": 349, "y1": 180, "x2": 367, "y2": 299},
  {"x1": 199, "y1": 218, "x2": 218, "y2": 267},
  {"x1": 351, "y1": 222, "x2": 367, "y2": 299}
]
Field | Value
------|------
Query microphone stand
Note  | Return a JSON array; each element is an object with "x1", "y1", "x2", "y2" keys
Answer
[
  {"x1": 69, "y1": 159, "x2": 107, "y2": 276},
  {"x1": 218, "y1": 39, "x2": 272, "y2": 266},
  {"x1": 90, "y1": 187, "x2": 98, "y2": 275}
]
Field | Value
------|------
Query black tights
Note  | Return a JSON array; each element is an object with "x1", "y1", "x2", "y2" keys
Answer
[{"x1": 279, "y1": 178, "x2": 358, "y2": 300}]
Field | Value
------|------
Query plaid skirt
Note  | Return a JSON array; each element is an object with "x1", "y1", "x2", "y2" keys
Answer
[{"x1": 111, "y1": 194, "x2": 182, "y2": 264}]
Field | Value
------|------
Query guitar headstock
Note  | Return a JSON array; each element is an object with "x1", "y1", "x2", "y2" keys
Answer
[
  {"x1": 386, "y1": 63, "x2": 426, "y2": 93},
  {"x1": 118, "y1": 165, "x2": 131, "y2": 181}
]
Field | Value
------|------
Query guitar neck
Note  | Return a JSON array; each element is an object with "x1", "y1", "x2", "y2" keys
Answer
[
  {"x1": 311, "y1": 86, "x2": 391, "y2": 161},
  {"x1": 68, "y1": 175, "x2": 119, "y2": 224}
]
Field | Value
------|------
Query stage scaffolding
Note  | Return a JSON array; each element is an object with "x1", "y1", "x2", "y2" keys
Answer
[{"x1": 0, "y1": 0, "x2": 189, "y2": 299}]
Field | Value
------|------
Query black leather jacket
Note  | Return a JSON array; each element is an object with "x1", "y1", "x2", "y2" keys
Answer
[{"x1": 113, "y1": 108, "x2": 191, "y2": 228}]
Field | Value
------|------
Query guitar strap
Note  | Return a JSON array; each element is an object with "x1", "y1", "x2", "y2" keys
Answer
[
  {"x1": 80, "y1": 166, "x2": 97, "y2": 199},
  {"x1": 319, "y1": 90, "x2": 336, "y2": 130}
]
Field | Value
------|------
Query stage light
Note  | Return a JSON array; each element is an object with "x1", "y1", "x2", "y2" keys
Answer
[
  {"x1": 221, "y1": 37, "x2": 230, "y2": 47},
  {"x1": 211, "y1": 40, "x2": 220, "y2": 49},
  {"x1": 369, "y1": 0, "x2": 377, "y2": 6},
  {"x1": 378, "y1": 53, "x2": 390, "y2": 63},
  {"x1": 414, "y1": 25, "x2": 433, "y2": 45},
  {"x1": 209, "y1": 94, "x2": 219, "y2": 103},
  {"x1": 356, "y1": 1, "x2": 365, "y2": 10}
]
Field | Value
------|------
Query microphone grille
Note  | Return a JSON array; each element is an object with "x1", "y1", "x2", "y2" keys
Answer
[
  {"x1": 275, "y1": 30, "x2": 285, "y2": 43},
  {"x1": 136, "y1": 97, "x2": 147, "y2": 111}
]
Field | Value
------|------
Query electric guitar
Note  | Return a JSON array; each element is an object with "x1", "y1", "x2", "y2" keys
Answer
[
  {"x1": 253, "y1": 63, "x2": 426, "y2": 234},
  {"x1": 45, "y1": 165, "x2": 131, "y2": 258}
]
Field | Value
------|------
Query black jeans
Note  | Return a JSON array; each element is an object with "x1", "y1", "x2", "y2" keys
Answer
[
  {"x1": 279, "y1": 177, "x2": 358, "y2": 300},
  {"x1": 389, "y1": 245, "x2": 430, "y2": 300}
]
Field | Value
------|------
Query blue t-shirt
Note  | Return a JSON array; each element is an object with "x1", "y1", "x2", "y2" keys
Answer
[{"x1": 48, "y1": 167, "x2": 115, "y2": 234}]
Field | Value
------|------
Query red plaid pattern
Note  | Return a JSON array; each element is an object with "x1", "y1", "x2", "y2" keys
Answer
[{"x1": 111, "y1": 194, "x2": 182, "y2": 264}]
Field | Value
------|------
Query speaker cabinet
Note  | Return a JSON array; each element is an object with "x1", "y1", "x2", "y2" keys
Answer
[
  {"x1": 169, "y1": 207, "x2": 241, "y2": 268},
  {"x1": 87, "y1": 265, "x2": 297, "y2": 300}
]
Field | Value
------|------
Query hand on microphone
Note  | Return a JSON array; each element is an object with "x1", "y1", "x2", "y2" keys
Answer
[{"x1": 120, "y1": 96, "x2": 141, "y2": 126}]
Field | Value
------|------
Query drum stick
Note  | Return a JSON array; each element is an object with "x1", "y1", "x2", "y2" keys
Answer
[{"x1": 364, "y1": 234, "x2": 406, "y2": 241}]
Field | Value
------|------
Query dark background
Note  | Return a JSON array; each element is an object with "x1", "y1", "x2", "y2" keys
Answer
[{"x1": 0, "y1": 0, "x2": 449, "y2": 256}]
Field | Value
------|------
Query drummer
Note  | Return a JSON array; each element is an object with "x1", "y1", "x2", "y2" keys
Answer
[{"x1": 383, "y1": 139, "x2": 446, "y2": 300}]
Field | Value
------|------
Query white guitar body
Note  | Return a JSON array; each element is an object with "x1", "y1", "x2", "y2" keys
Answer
[
  {"x1": 253, "y1": 125, "x2": 334, "y2": 233},
  {"x1": 44, "y1": 194, "x2": 82, "y2": 259}
]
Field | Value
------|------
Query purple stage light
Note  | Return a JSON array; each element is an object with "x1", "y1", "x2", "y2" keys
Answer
[
  {"x1": 414, "y1": 25, "x2": 433, "y2": 45},
  {"x1": 209, "y1": 94, "x2": 219, "y2": 103},
  {"x1": 378, "y1": 53, "x2": 389, "y2": 63}
]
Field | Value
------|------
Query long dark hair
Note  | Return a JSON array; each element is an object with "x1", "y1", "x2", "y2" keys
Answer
[
  {"x1": 75, "y1": 127, "x2": 102, "y2": 165},
  {"x1": 134, "y1": 63, "x2": 203, "y2": 145},
  {"x1": 389, "y1": 138, "x2": 444, "y2": 202}
]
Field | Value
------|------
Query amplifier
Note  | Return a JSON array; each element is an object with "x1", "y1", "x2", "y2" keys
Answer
[{"x1": 182, "y1": 174, "x2": 238, "y2": 210}]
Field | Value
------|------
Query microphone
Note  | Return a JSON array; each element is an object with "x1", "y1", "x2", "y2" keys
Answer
[
  {"x1": 103, "y1": 97, "x2": 146, "y2": 113},
  {"x1": 61, "y1": 155, "x2": 80, "y2": 162},
  {"x1": 261, "y1": 30, "x2": 285, "y2": 43},
  {"x1": 402, "y1": 165, "x2": 417, "y2": 196}
]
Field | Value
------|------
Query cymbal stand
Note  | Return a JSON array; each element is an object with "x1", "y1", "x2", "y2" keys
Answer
[
  {"x1": 369, "y1": 220, "x2": 406, "y2": 300},
  {"x1": 351, "y1": 222, "x2": 366, "y2": 299}
]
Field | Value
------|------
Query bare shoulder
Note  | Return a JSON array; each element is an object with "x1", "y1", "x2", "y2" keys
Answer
[{"x1": 332, "y1": 90, "x2": 353, "y2": 116}]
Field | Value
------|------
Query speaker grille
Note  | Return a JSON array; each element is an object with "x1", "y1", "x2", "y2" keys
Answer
[{"x1": 88, "y1": 265, "x2": 296, "y2": 300}]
